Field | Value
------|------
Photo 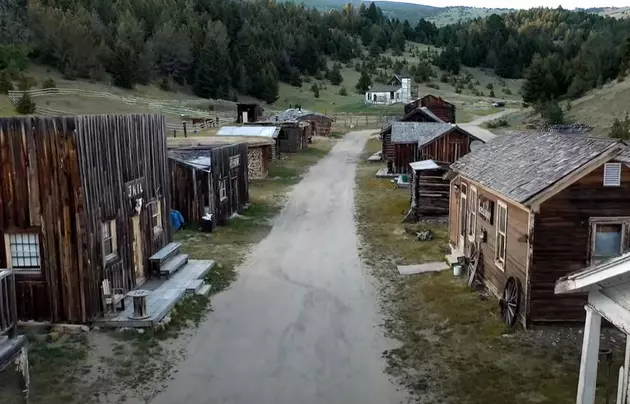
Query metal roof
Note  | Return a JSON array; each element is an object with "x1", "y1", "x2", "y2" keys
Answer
[
  {"x1": 409, "y1": 160, "x2": 439, "y2": 171},
  {"x1": 451, "y1": 132, "x2": 621, "y2": 204},
  {"x1": 267, "y1": 109, "x2": 331, "y2": 122},
  {"x1": 168, "y1": 149, "x2": 212, "y2": 170},
  {"x1": 555, "y1": 252, "x2": 630, "y2": 295},
  {"x1": 217, "y1": 125, "x2": 280, "y2": 138},
  {"x1": 391, "y1": 122, "x2": 454, "y2": 145},
  {"x1": 457, "y1": 124, "x2": 496, "y2": 143}
]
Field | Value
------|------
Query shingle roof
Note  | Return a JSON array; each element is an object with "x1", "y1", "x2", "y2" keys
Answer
[
  {"x1": 616, "y1": 145, "x2": 630, "y2": 164},
  {"x1": 218, "y1": 125, "x2": 280, "y2": 138},
  {"x1": 451, "y1": 132, "x2": 622, "y2": 204},
  {"x1": 400, "y1": 107, "x2": 445, "y2": 123},
  {"x1": 391, "y1": 122, "x2": 455, "y2": 145}
]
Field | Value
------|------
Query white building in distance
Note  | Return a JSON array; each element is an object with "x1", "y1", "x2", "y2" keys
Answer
[{"x1": 365, "y1": 70, "x2": 412, "y2": 105}]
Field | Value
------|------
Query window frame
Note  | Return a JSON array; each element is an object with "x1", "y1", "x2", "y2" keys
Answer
[
  {"x1": 102, "y1": 220, "x2": 118, "y2": 263},
  {"x1": 219, "y1": 179, "x2": 227, "y2": 201},
  {"x1": 467, "y1": 186, "x2": 478, "y2": 242},
  {"x1": 4, "y1": 232, "x2": 41, "y2": 272},
  {"x1": 148, "y1": 200, "x2": 163, "y2": 236},
  {"x1": 589, "y1": 217, "x2": 630, "y2": 265},
  {"x1": 495, "y1": 200, "x2": 508, "y2": 271},
  {"x1": 603, "y1": 163, "x2": 622, "y2": 187}
]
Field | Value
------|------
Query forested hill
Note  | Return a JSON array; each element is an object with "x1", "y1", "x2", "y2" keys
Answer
[{"x1": 1, "y1": 0, "x2": 629, "y2": 111}]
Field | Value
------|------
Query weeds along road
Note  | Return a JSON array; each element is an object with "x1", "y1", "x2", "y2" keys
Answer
[{"x1": 151, "y1": 130, "x2": 404, "y2": 404}]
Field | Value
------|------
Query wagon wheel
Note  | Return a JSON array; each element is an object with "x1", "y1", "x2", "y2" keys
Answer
[
  {"x1": 466, "y1": 242, "x2": 481, "y2": 288},
  {"x1": 500, "y1": 277, "x2": 521, "y2": 327}
]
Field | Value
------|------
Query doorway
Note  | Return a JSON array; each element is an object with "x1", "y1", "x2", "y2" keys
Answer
[{"x1": 131, "y1": 215, "x2": 145, "y2": 286}]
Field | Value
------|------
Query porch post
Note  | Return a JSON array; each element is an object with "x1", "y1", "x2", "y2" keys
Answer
[{"x1": 576, "y1": 305, "x2": 602, "y2": 404}]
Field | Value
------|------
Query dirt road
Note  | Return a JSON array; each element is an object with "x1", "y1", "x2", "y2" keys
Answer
[
  {"x1": 152, "y1": 130, "x2": 403, "y2": 404},
  {"x1": 467, "y1": 108, "x2": 518, "y2": 125}
]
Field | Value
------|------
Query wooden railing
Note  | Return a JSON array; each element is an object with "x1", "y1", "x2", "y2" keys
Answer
[{"x1": 0, "y1": 269, "x2": 18, "y2": 338}]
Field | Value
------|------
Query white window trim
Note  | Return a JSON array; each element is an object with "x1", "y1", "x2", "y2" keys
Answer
[
  {"x1": 468, "y1": 186, "x2": 478, "y2": 242},
  {"x1": 4, "y1": 233, "x2": 41, "y2": 272},
  {"x1": 102, "y1": 220, "x2": 118, "y2": 263},
  {"x1": 495, "y1": 200, "x2": 508, "y2": 271},
  {"x1": 149, "y1": 200, "x2": 163, "y2": 236},
  {"x1": 589, "y1": 217, "x2": 630, "y2": 265},
  {"x1": 603, "y1": 163, "x2": 621, "y2": 187},
  {"x1": 219, "y1": 179, "x2": 227, "y2": 201}
]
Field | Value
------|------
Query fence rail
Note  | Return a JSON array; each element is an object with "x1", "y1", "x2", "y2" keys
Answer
[{"x1": 0, "y1": 269, "x2": 18, "y2": 338}]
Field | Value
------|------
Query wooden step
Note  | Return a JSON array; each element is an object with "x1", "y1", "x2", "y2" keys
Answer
[
  {"x1": 150, "y1": 242, "x2": 182, "y2": 266},
  {"x1": 195, "y1": 284, "x2": 212, "y2": 296},
  {"x1": 159, "y1": 254, "x2": 188, "y2": 278},
  {"x1": 185, "y1": 279, "x2": 204, "y2": 294}
]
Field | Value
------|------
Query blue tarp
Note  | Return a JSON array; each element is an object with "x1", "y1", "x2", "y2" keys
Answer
[{"x1": 171, "y1": 210, "x2": 185, "y2": 230}]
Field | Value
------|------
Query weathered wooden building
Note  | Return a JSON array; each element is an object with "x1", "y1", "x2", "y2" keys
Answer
[
  {"x1": 0, "y1": 115, "x2": 171, "y2": 323},
  {"x1": 268, "y1": 108, "x2": 333, "y2": 137},
  {"x1": 218, "y1": 125, "x2": 280, "y2": 160},
  {"x1": 407, "y1": 160, "x2": 450, "y2": 219},
  {"x1": 384, "y1": 122, "x2": 481, "y2": 174},
  {"x1": 447, "y1": 132, "x2": 630, "y2": 327},
  {"x1": 167, "y1": 136, "x2": 275, "y2": 179},
  {"x1": 405, "y1": 95, "x2": 456, "y2": 123},
  {"x1": 246, "y1": 121, "x2": 311, "y2": 153},
  {"x1": 236, "y1": 103, "x2": 264, "y2": 124},
  {"x1": 381, "y1": 107, "x2": 445, "y2": 159},
  {"x1": 168, "y1": 144, "x2": 249, "y2": 226}
]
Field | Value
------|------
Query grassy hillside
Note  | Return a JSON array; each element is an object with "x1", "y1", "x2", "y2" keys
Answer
[
  {"x1": 565, "y1": 78, "x2": 630, "y2": 134},
  {"x1": 428, "y1": 7, "x2": 512, "y2": 26}
]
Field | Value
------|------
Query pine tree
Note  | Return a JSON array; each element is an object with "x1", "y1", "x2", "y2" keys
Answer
[
  {"x1": 194, "y1": 22, "x2": 231, "y2": 99},
  {"x1": 355, "y1": 70, "x2": 372, "y2": 93},
  {"x1": 15, "y1": 93, "x2": 36, "y2": 114},
  {"x1": 610, "y1": 113, "x2": 630, "y2": 140},
  {"x1": 311, "y1": 83, "x2": 320, "y2": 98},
  {"x1": 328, "y1": 63, "x2": 343, "y2": 85},
  {"x1": 0, "y1": 70, "x2": 12, "y2": 94}
]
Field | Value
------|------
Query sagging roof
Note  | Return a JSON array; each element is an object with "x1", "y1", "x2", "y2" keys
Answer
[
  {"x1": 268, "y1": 108, "x2": 331, "y2": 122},
  {"x1": 168, "y1": 148, "x2": 212, "y2": 170},
  {"x1": 368, "y1": 84, "x2": 401, "y2": 92},
  {"x1": 410, "y1": 160, "x2": 439, "y2": 171},
  {"x1": 391, "y1": 122, "x2": 456, "y2": 145},
  {"x1": 218, "y1": 125, "x2": 280, "y2": 138},
  {"x1": 450, "y1": 132, "x2": 622, "y2": 204}
]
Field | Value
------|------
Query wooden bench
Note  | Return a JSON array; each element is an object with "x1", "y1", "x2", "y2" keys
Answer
[
  {"x1": 149, "y1": 242, "x2": 183, "y2": 277},
  {"x1": 102, "y1": 280, "x2": 125, "y2": 312}
]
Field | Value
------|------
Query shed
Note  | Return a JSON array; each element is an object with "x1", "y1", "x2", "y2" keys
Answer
[
  {"x1": 407, "y1": 160, "x2": 450, "y2": 219},
  {"x1": 386, "y1": 122, "x2": 481, "y2": 174},
  {"x1": 268, "y1": 108, "x2": 333, "y2": 137},
  {"x1": 555, "y1": 253, "x2": 630, "y2": 404},
  {"x1": 246, "y1": 120, "x2": 311, "y2": 153},
  {"x1": 167, "y1": 136, "x2": 275, "y2": 179},
  {"x1": 218, "y1": 125, "x2": 280, "y2": 159},
  {"x1": 236, "y1": 103, "x2": 264, "y2": 124},
  {"x1": 0, "y1": 115, "x2": 171, "y2": 323},
  {"x1": 447, "y1": 131, "x2": 630, "y2": 327},
  {"x1": 405, "y1": 95, "x2": 456, "y2": 123},
  {"x1": 168, "y1": 144, "x2": 249, "y2": 226}
]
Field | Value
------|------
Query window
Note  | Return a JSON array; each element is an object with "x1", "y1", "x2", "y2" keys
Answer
[
  {"x1": 590, "y1": 219, "x2": 630, "y2": 265},
  {"x1": 603, "y1": 163, "x2": 621, "y2": 187},
  {"x1": 468, "y1": 186, "x2": 478, "y2": 240},
  {"x1": 6, "y1": 233, "x2": 40, "y2": 270},
  {"x1": 102, "y1": 220, "x2": 117, "y2": 262},
  {"x1": 219, "y1": 179, "x2": 227, "y2": 201},
  {"x1": 495, "y1": 201, "x2": 508, "y2": 270},
  {"x1": 149, "y1": 201, "x2": 162, "y2": 235}
]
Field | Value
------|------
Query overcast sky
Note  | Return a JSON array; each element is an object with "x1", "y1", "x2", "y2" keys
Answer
[{"x1": 383, "y1": 0, "x2": 628, "y2": 9}]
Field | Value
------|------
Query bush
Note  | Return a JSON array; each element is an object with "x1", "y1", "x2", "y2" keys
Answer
[
  {"x1": 486, "y1": 83, "x2": 494, "y2": 90},
  {"x1": 339, "y1": 87, "x2": 348, "y2": 96},
  {"x1": 311, "y1": 83, "x2": 320, "y2": 98},
  {"x1": 15, "y1": 93, "x2": 36, "y2": 114},
  {"x1": 455, "y1": 87, "x2": 462, "y2": 94},
  {"x1": 440, "y1": 73, "x2": 449, "y2": 83},
  {"x1": 426, "y1": 83, "x2": 440, "y2": 90},
  {"x1": 41, "y1": 77, "x2": 57, "y2": 90},
  {"x1": 17, "y1": 75, "x2": 37, "y2": 90},
  {"x1": 467, "y1": 82, "x2": 474, "y2": 90},
  {"x1": 609, "y1": 112, "x2": 630, "y2": 140},
  {"x1": 537, "y1": 100, "x2": 564, "y2": 125},
  {"x1": 314, "y1": 71, "x2": 323, "y2": 81},
  {"x1": 474, "y1": 80, "x2": 480, "y2": 85},
  {"x1": 502, "y1": 87, "x2": 512, "y2": 95},
  {"x1": 158, "y1": 76, "x2": 172, "y2": 91},
  {"x1": 489, "y1": 90, "x2": 495, "y2": 97},
  {"x1": 0, "y1": 70, "x2": 12, "y2": 94},
  {"x1": 486, "y1": 118, "x2": 509, "y2": 129}
]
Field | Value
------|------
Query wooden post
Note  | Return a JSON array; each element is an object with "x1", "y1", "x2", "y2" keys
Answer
[
  {"x1": 577, "y1": 305, "x2": 601, "y2": 404},
  {"x1": 183, "y1": 121, "x2": 187, "y2": 138}
]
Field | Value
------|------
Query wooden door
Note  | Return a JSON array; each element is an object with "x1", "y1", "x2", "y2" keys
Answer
[{"x1": 131, "y1": 215, "x2": 145, "y2": 286}]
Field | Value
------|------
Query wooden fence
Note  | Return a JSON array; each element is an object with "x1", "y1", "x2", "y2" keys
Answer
[
  {"x1": 0, "y1": 269, "x2": 18, "y2": 338},
  {"x1": 329, "y1": 113, "x2": 399, "y2": 130}
]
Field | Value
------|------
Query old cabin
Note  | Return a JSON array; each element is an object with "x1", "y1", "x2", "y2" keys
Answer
[
  {"x1": 405, "y1": 95, "x2": 456, "y2": 123},
  {"x1": 167, "y1": 136, "x2": 275, "y2": 180},
  {"x1": 245, "y1": 120, "x2": 311, "y2": 153},
  {"x1": 218, "y1": 125, "x2": 280, "y2": 160},
  {"x1": 236, "y1": 103, "x2": 264, "y2": 124},
  {"x1": 0, "y1": 115, "x2": 171, "y2": 323},
  {"x1": 268, "y1": 108, "x2": 333, "y2": 137},
  {"x1": 384, "y1": 122, "x2": 481, "y2": 174},
  {"x1": 168, "y1": 144, "x2": 249, "y2": 227},
  {"x1": 447, "y1": 132, "x2": 630, "y2": 327},
  {"x1": 380, "y1": 107, "x2": 445, "y2": 160},
  {"x1": 407, "y1": 160, "x2": 450, "y2": 219}
]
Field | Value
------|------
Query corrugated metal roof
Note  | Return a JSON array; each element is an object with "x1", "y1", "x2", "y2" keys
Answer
[
  {"x1": 168, "y1": 149, "x2": 212, "y2": 170},
  {"x1": 409, "y1": 160, "x2": 439, "y2": 171},
  {"x1": 218, "y1": 126, "x2": 280, "y2": 138},
  {"x1": 391, "y1": 122, "x2": 454, "y2": 145},
  {"x1": 267, "y1": 109, "x2": 331, "y2": 122},
  {"x1": 451, "y1": 132, "x2": 621, "y2": 204}
]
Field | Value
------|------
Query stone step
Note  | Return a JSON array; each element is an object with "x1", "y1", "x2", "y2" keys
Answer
[
  {"x1": 196, "y1": 284, "x2": 212, "y2": 296},
  {"x1": 185, "y1": 279, "x2": 204, "y2": 294},
  {"x1": 159, "y1": 254, "x2": 189, "y2": 278}
]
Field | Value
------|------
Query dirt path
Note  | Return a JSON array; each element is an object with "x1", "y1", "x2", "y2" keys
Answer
[
  {"x1": 151, "y1": 130, "x2": 404, "y2": 404},
  {"x1": 467, "y1": 108, "x2": 518, "y2": 125}
]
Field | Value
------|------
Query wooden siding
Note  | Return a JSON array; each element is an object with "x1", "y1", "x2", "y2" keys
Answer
[
  {"x1": 450, "y1": 178, "x2": 530, "y2": 325},
  {"x1": 0, "y1": 115, "x2": 170, "y2": 323},
  {"x1": 409, "y1": 167, "x2": 449, "y2": 218},
  {"x1": 210, "y1": 144, "x2": 249, "y2": 226},
  {"x1": 278, "y1": 124, "x2": 309, "y2": 153},
  {"x1": 530, "y1": 162, "x2": 630, "y2": 323},
  {"x1": 169, "y1": 160, "x2": 212, "y2": 225},
  {"x1": 393, "y1": 143, "x2": 417, "y2": 174},
  {"x1": 381, "y1": 128, "x2": 394, "y2": 163},
  {"x1": 418, "y1": 128, "x2": 472, "y2": 165},
  {"x1": 300, "y1": 115, "x2": 332, "y2": 137},
  {"x1": 420, "y1": 95, "x2": 456, "y2": 123}
]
